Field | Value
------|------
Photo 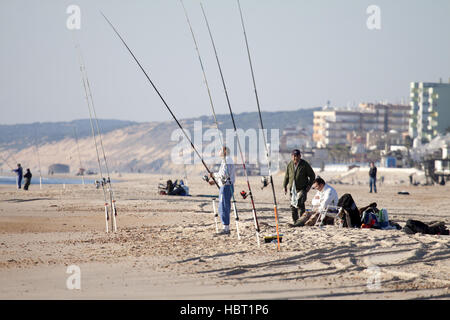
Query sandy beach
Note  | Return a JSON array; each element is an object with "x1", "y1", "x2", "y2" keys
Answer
[{"x1": 0, "y1": 168, "x2": 449, "y2": 300}]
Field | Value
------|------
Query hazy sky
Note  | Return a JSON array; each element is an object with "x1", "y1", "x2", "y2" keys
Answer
[{"x1": 0, "y1": 0, "x2": 449, "y2": 125}]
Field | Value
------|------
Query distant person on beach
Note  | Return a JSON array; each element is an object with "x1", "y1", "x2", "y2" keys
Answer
[
  {"x1": 162, "y1": 179, "x2": 189, "y2": 196},
  {"x1": 283, "y1": 149, "x2": 316, "y2": 225},
  {"x1": 23, "y1": 169, "x2": 32, "y2": 190},
  {"x1": 369, "y1": 162, "x2": 377, "y2": 193},
  {"x1": 12, "y1": 163, "x2": 23, "y2": 189},
  {"x1": 290, "y1": 176, "x2": 338, "y2": 227},
  {"x1": 209, "y1": 146, "x2": 235, "y2": 236}
]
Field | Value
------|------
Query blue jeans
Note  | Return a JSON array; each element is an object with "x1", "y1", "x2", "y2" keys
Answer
[
  {"x1": 17, "y1": 176, "x2": 22, "y2": 189},
  {"x1": 218, "y1": 184, "x2": 233, "y2": 226},
  {"x1": 369, "y1": 177, "x2": 377, "y2": 193}
]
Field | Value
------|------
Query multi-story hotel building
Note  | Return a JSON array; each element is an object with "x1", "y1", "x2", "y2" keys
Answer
[
  {"x1": 313, "y1": 103, "x2": 410, "y2": 148},
  {"x1": 409, "y1": 81, "x2": 450, "y2": 143}
]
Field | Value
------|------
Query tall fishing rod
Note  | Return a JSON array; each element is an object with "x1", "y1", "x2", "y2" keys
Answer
[
  {"x1": 237, "y1": 0, "x2": 281, "y2": 250},
  {"x1": 33, "y1": 125, "x2": 43, "y2": 190},
  {"x1": 5, "y1": 150, "x2": 23, "y2": 190},
  {"x1": 75, "y1": 41, "x2": 118, "y2": 232},
  {"x1": 179, "y1": 0, "x2": 241, "y2": 239},
  {"x1": 7, "y1": 150, "x2": 20, "y2": 168},
  {"x1": 100, "y1": 11, "x2": 221, "y2": 190},
  {"x1": 200, "y1": 3, "x2": 260, "y2": 246},
  {"x1": 72, "y1": 126, "x2": 85, "y2": 185},
  {"x1": 73, "y1": 36, "x2": 111, "y2": 233},
  {"x1": 0, "y1": 154, "x2": 14, "y2": 170}
]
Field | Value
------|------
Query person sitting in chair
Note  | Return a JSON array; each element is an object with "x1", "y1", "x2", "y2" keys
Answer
[{"x1": 290, "y1": 176, "x2": 339, "y2": 227}]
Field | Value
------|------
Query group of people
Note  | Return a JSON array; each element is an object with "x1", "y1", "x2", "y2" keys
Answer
[
  {"x1": 12, "y1": 163, "x2": 32, "y2": 190},
  {"x1": 210, "y1": 147, "x2": 380, "y2": 235},
  {"x1": 159, "y1": 179, "x2": 189, "y2": 196},
  {"x1": 283, "y1": 149, "x2": 340, "y2": 227},
  {"x1": 11, "y1": 146, "x2": 378, "y2": 232}
]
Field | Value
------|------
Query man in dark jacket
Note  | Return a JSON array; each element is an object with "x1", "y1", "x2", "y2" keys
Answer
[
  {"x1": 24, "y1": 169, "x2": 32, "y2": 190},
  {"x1": 369, "y1": 162, "x2": 377, "y2": 193},
  {"x1": 283, "y1": 149, "x2": 316, "y2": 224}
]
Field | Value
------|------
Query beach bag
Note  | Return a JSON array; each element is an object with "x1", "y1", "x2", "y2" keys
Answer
[
  {"x1": 361, "y1": 209, "x2": 378, "y2": 228},
  {"x1": 404, "y1": 219, "x2": 449, "y2": 235},
  {"x1": 375, "y1": 208, "x2": 389, "y2": 229},
  {"x1": 337, "y1": 193, "x2": 361, "y2": 227}
]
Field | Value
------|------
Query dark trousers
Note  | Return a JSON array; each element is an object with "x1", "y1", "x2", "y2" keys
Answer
[
  {"x1": 369, "y1": 177, "x2": 377, "y2": 193},
  {"x1": 290, "y1": 190, "x2": 307, "y2": 222},
  {"x1": 24, "y1": 178, "x2": 31, "y2": 190}
]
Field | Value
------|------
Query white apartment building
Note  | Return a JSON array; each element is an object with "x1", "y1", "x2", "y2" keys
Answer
[
  {"x1": 313, "y1": 104, "x2": 410, "y2": 148},
  {"x1": 314, "y1": 110, "x2": 362, "y2": 147}
]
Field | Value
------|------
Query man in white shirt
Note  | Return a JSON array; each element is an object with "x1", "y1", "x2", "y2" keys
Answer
[
  {"x1": 290, "y1": 176, "x2": 339, "y2": 227},
  {"x1": 209, "y1": 146, "x2": 235, "y2": 235}
]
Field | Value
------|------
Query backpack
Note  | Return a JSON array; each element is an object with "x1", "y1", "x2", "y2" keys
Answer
[{"x1": 361, "y1": 209, "x2": 378, "y2": 228}]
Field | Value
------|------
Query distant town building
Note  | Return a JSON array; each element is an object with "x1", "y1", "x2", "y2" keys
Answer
[
  {"x1": 366, "y1": 130, "x2": 406, "y2": 151},
  {"x1": 48, "y1": 163, "x2": 70, "y2": 175},
  {"x1": 313, "y1": 110, "x2": 361, "y2": 147},
  {"x1": 409, "y1": 81, "x2": 450, "y2": 143},
  {"x1": 359, "y1": 103, "x2": 410, "y2": 134},
  {"x1": 279, "y1": 127, "x2": 312, "y2": 152},
  {"x1": 313, "y1": 103, "x2": 410, "y2": 148}
]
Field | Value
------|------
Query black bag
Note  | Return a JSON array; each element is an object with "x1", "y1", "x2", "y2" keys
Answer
[
  {"x1": 404, "y1": 219, "x2": 449, "y2": 235},
  {"x1": 337, "y1": 193, "x2": 361, "y2": 228}
]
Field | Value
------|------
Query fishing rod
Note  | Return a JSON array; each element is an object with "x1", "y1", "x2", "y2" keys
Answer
[
  {"x1": 33, "y1": 125, "x2": 43, "y2": 189},
  {"x1": 178, "y1": 149, "x2": 189, "y2": 188},
  {"x1": 0, "y1": 154, "x2": 14, "y2": 170},
  {"x1": 7, "y1": 150, "x2": 20, "y2": 168},
  {"x1": 76, "y1": 44, "x2": 118, "y2": 232},
  {"x1": 100, "y1": 11, "x2": 221, "y2": 191},
  {"x1": 81, "y1": 58, "x2": 117, "y2": 225},
  {"x1": 73, "y1": 36, "x2": 112, "y2": 233},
  {"x1": 200, "y1": 3, "x2": 260, "y2": 246},
  {"x1": 237, "y1": 0, "x2": 281, "y2": 250},
  {"x1": 72, "y1": 126, "x2": 85, "y2": 185},
  {"x1": 179, "y1": 0, "x2": 241, "y2": 239}
]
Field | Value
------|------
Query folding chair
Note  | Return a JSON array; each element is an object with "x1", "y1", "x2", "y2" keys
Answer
[{"x1": 315, "y1": 205, "x2": 343, "y2": 227}]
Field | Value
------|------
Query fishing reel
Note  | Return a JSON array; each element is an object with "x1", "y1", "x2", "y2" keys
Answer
[
  {"x1": 240, "y1": 190, "x2": 248, "y2": 199},
  {"x1": 202, "y1": 174, "x2": 210, "y2": 183},
  {"x1": 261, "y1": 176, "x2": 269, "y2": 190}
]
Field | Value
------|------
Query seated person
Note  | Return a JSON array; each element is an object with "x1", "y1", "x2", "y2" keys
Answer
[
  {"x1": 159, "y1": 179, "x2": 189, "y2": 196},
  {"x1": 290, "y1": 177, "x2": 339, "y2": 227}
]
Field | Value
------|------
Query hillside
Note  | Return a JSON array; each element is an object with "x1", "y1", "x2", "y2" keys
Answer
[
  {"x1": 0, "y1": 107, "x2": 318, "y2": 175},
  {"x1": 0, "y1": 119, "x2": 137, "y2": 150}
]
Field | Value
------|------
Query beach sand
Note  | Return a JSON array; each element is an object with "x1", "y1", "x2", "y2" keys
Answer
[{"x1": 0, "y1": 169, "x2": 449, "y2": 299}]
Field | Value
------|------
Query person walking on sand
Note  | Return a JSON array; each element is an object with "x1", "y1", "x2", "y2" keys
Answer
[
  {"x1": 208, "y1": 146, "x2": 235, "y2": 235},
  {"x1": 12, "y1": 163, "x2": 23, "y2": 189},
  {"x1": 283, "y1": 149, "x2": 316, "y2": 225},
  {"x1": 23, "y1": 168, "x2": 32, "y2": 190},
  {"x1": 369, "y1": 161, "x2": 377, "y2": 193}
]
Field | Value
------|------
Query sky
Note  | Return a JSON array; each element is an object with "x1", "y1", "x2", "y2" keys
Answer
[{"x1": 0, "y1": 0, "x2": 449, "y2": 125}]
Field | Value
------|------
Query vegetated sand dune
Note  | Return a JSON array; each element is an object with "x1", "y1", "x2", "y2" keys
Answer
[{"x1": 0, "y1": 169, "x2": 448, "y2": 299}]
